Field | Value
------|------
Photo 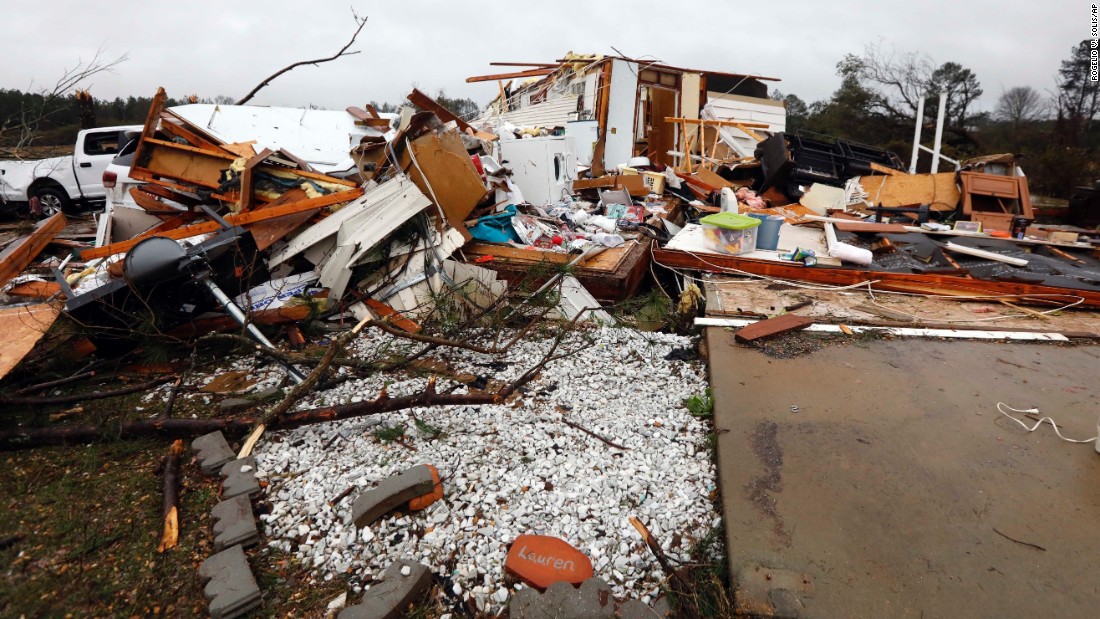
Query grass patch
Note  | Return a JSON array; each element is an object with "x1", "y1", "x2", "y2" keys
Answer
[
  {"x1": 684, "y1": 388, "x2": 714, "y2": 419},
  {"x1": 373, "y1": 424, "x2": 407, "y2": 443}
]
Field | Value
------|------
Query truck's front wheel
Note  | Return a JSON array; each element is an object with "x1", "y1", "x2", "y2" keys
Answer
[{"x1": 32, "y1": 186, "x2": 72, "y2": 218}]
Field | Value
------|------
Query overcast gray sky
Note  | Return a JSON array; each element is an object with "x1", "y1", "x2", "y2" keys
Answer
[{"x1": 0, "y1": 0, "x2": 1086, "y2": 113}]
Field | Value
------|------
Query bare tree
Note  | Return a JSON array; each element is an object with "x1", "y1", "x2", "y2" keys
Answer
[
  {"x1": 0, "y1": 45, "x2": 128, "y2": 150},
  {"x1": 237, "y1": 10, "x2": 368, "y2": 105},
  {"x1": 839, "y1": 42, "x2": 933, "y2": 121},
  {"x1": 994, "y1": 86, "x2": 1047, "y2": 127}
]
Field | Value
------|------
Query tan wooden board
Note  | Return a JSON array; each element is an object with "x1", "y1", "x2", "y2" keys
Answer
[
  {"x1": 462, "y1": 241, "x2": 634, "y2": 273},
  {"x1": 857, "y1": 172, "x2": 960, "y2": 211},
  {"x1": 0, "y1": 303, "x2": 60, "y2": 380},
  {"x1": 703, "y1": 277, "x2": 1100, "y2": 335}
]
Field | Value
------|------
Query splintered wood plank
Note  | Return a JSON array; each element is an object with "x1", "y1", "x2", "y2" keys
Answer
[
  {"x1": 128, "y1": 187, "x2": 185, "y2": 215},
  {"x1": 734, "y1": 314, "x2": 814, "y2": 342},
  {"x1": 0, "y1": 303, "x2": 60, "y2": 380},
  {"x1": 364, "y1": 299, "x2": 422, "y2": 333},
  {"x1": 462, "y1": 242, "x2": 632, "y2": 273},
  {"x1": 246, "y1": 188, "x2": 316, "y2": 250},
  {"x1": 78, "y1": 190, "x2": 362, "y2": 260},
  {"x1": 0, "y1": 213, "x2": 66, "y2": 287},
  {"x1": 655, "y1": 246, "x2": 1100, "y2": 308}
]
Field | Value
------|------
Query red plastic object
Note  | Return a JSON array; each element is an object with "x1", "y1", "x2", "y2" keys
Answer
[{"x1": 475, "y1": 255, "x2": 494, "y2": 264}]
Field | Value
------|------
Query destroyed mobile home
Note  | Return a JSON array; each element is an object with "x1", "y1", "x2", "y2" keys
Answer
[{"x1": 0, "y1": 51, "x2": 1098, "y2": 618}]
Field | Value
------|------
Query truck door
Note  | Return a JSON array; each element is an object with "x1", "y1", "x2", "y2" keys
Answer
[{"x1": 72, "y1": 129, "x2": 126, "y2": 199}]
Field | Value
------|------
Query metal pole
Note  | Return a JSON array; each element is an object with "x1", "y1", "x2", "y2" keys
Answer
[
  {"x1": 202, "y1": 278, "x2": 307, "y2": 384},
  {"x1": 930, "y1": 92, "x2": 947, "y2": 174},
  {"x1": 909, "y1": 96, "x2": 925, "y2": 174}
]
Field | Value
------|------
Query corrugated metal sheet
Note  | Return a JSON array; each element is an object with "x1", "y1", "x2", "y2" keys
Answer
[
  {"x1": 168, "y1": 104, "x2": 377, "y2": 172},
  {"x1": 702, "y1": 93, "x2": 786, "y2": 158},
  {"x1": 477, "y1": 95, "x2": 579, "y2": 130}
]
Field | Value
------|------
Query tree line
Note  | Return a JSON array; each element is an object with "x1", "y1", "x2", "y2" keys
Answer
[
  {"x1": 0, "y1": 88, "x2": 479, "y2": 149},
  {"x1": 774, "y1": 40, "x2": 1100, "y2": 197}
]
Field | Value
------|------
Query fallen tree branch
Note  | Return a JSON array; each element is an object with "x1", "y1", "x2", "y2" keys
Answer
[
  {"x1": 630, "y1": 516, "x2": 693, "y2": 589},
  {"x1": 158, "y1": 440, "x2": 184, "y2": 553},
  {"x1": 993, "y1": 527, "x2": 1046, "y2": 551},
  {"x1": 237, "y1": 313, "x2": 370, "y2": 458},
  {"x1": 13, "y1": 370, "x2": 104, "y2": 395},
  {"x1": 0, "y1": 376, "x2": 174, "y2": 408},
  {"x1": 0, "y1": 418, "x2": 254, "y2": 451},
  {"x1": 236, "y1": 11, "x2": 367, "y2": 105},
  {"x1": 0, "y1": 315, "x2": 585, "y2": 451},
  {"x1": 562, "y1": 418, "x2": 629, "y2": 450}
]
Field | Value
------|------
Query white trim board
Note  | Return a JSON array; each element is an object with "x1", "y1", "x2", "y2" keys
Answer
[{"x1": 695, "y1": 316, "x2": 1070, "y2": 341}]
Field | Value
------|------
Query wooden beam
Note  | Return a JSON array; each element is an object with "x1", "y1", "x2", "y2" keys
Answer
[
  {"x1": 239, "y1": 148, "x2": 273, "y2": 212},
  {"x1": 488, "y1": 62, "x2": 561, "y2": 68},
  {"x1": 405, "y1": 88, "x2": 497, "y2": 141},
  {"x1": 466, "y1": 68, "x2": 554, "y2": 83},
  {"x1": 0, "y1": 213, "x2": 66, "y2": 287},
  {"x1": 735, "y1": 314, "x2": 814, "y2": 342},
  {"x1": 159, "y1": 114, "x2": 232, "y2": 153},
  {"x1": 77, "y1": 190, "x2": 362, "y2": 260}
]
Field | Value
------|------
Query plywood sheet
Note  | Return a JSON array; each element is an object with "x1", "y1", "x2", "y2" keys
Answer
[
  {"x1": 402, "y1": 131, "x2": 488, "y2": 229},
  {"x1": 0, "y1": 303, "x2": 60, "y2": 379},
  {"x1": 857, "y1": 172, "x2": 960, "y2": 211}
]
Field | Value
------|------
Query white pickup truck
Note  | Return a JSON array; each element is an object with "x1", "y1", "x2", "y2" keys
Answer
[{"x1": 0, "y1": 125, "x2": 141, "y2": 217}]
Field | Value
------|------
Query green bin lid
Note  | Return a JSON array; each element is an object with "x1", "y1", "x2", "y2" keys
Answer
[{"x1": 700, "y1": 212, "x2": 761, "y2": 230}]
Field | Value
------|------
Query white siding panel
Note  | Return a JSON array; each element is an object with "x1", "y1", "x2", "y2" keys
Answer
[
  {"x1": 480, "y1": 96, "x2": 579, "y2": 130},
  {"x1": 702, "y1": 93, "x2": 786, "y2": 158}
]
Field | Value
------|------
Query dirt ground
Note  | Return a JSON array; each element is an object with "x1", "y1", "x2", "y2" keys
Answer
[{"x1": 707, "y1": 328, "x2": 1100, "y2": 618}]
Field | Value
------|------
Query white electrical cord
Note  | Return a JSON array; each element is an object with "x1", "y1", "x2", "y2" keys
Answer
[{"x1": 996, "y1": 403, "x2": 1099, "y2": 444}]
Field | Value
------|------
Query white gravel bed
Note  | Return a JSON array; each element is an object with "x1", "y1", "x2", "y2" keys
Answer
[{"x1": 161, "y1": 326, "x2": 718, "y2": 613}]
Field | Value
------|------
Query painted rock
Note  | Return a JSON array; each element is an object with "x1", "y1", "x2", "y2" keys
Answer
[
  {"x1": 407, "y1": 465, "x2": 443, "y2": 511},
  {"x1": 505, "y1": 535, "x2": 594, "y2": 590}
]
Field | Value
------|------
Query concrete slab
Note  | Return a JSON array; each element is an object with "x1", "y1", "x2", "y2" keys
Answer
[{"x1": 707, "y1": 328, "x2": 1100, "y2": 618}]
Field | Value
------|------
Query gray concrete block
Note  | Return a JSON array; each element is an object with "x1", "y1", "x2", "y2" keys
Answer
[
  {"x1": 510, "y1": 578, "x2": 615, "y2": 619},
  {"x1": 651, "y1": 596, "x2": 672, "y2": 618},
  {"x1": 211, "y1": 495, "x2": 259, "y2": 552},
  {"x1": 619, "y1": 599, "x2": 662, "y2": 618},
  {"x1": 222, "y1": 466, "x2": 260, "y2": 503},
  {"x1": 350, "y1": 465, "x2": 435, "y2": 529},
  {"x1": 218, "y1": 398, "x2": 254, "y2": 412},
  {"x1": 219, "y1": 456, "x2": 256, "y2": 479},
  {"x1": 198, "y1": 545, "x2": 262, "y2": 619},
  {"x1": 338, "y1": 559, "x2": 432, "y2": 619},
  {"x1": 192, "y1": 431, "x2": 235, "y2": 476}
]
